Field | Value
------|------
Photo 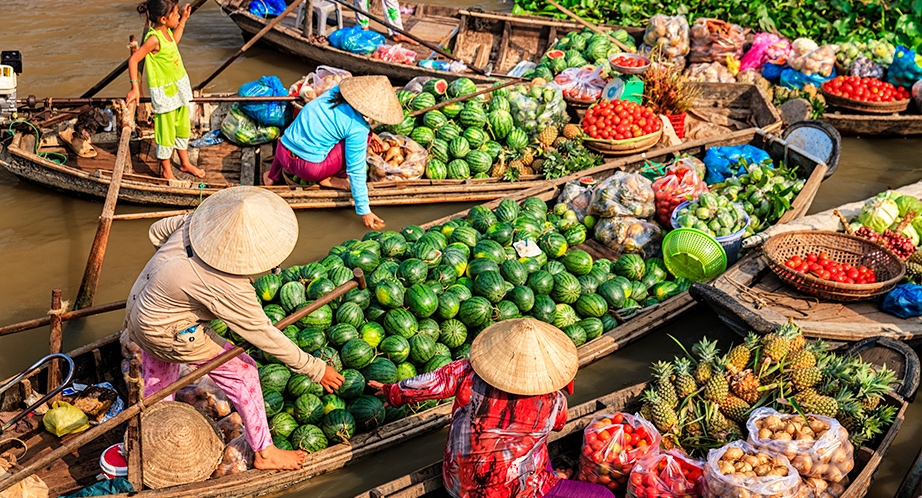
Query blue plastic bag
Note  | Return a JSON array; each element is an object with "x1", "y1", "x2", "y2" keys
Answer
[
  {"x1": 886, "y1": 46, "x2": 922, "y2": 89},
  {"x1": 238, "y1": 76, "x2": 291, "y2": 128},
  {"x1": 881, "y1": 284, "x2": 922, "y2": 319},
  {"x1": 703, "y1": 145, "x2": 772, "y2": 184},
  {"x1": 761, "y1": 62, "x2": 784, "y2": 83},
  {"x1": 248, "y1": 0, "x2": 286, "y2": 17},
  {"x1": 779, "y1": 67, "x2": 835, "y2": 89},
  {"x1": 329, "y1": 26, "x2": 384, "y2": 55}
]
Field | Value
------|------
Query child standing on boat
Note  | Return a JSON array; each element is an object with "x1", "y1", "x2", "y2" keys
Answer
[{"x1": 126, "y1": 0, "x2": 206, "y2": 180}]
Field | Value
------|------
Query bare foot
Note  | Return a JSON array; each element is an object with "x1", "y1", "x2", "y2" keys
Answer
[
  {"x1": 319, "y1": 176, "x2": 350, "y2": 190},
  {"x1": 392, "y1": 33, "x2": 419, "y2": 45},
  {"x1": 160, "y1": 160, "x2": 176, "y2": 180},
  {"x1": 180, "y1": 162, "x2": 206, "y2": 179},
  {"x1": 262, "y1": 171, "x2": 276, "y2": 186},
  {"x1": 254, "y1": 445, "x2": 306, "y2": 471}
]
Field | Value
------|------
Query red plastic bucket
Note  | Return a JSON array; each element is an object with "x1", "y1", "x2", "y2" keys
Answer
[
  {"x1": 99, "y1": 443, "x2": 128, "y2": 479},
  {"x1": 667, "y1": 112, "x2": 687, "y2": 139}
]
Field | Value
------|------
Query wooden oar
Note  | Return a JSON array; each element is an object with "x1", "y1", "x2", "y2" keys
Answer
[
  {"x1": 370, "y1": 78, "x2": 520, "y2": 130},
  {"x1": 194, "y1": 0, "x2": 306, "y2": 92},
  {"x1": 19, "y1": 95, "x2": 301, "y2": 108},
  {"x1": 543, "y1": 0, "x2": 631, "y2": 53},
  {"x1": 0, "y1": 270, "x2": 366, "y2": 492},
  {"x1": 73, "y1": 100, "x2": 138, "y2": 310},
  {"x1": 326, "y1": 0, "x2": 488, "y2": 77},
  {"x1": 80, "y1": 0, "x2": 210, "y2": 98}
]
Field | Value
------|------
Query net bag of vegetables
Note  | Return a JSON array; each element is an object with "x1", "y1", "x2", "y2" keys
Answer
[
  {"x1": 577, "y1": 412, "x2": 662, "y2": 495},
  {"x1": 627, "y1": 448, "x2": 705, "y2": 498},
  {"x1": 367, "y1": 133, "x2": 428, "y2": 181},
  {"x1": 589, "y1": 172, "x2": 656, "y2": 219},
  {"x1": 702, "y1": 440, "x2": 811, "y2": 498}
]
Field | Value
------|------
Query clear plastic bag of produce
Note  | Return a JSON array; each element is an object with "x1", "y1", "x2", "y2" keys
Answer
[
  {"x1": 402, "y1": 76, "x2": 433, "y2": 94},
  {"x1": 507, "y1": 82, "x2": 567, "y2": 136},
  {"x1": 556, "y1": 179, "x2": 595, "y2": 220},
  {"x1": 367, "y1": 133, "x2": 428, "y2": 181},
  {"x1": 289, "y1": 66, "x2": 352, "y2": 103},
  {"x1": 217, "y1": 412, "x2": 244, "y2": 443},
  {"x1": 627, "y1": 449, "x2": 705, "y2": 498},
  {"x1": 373, "y1": 44, "x2": 418, "y2": 65},
  {"x1": 221, "y1": 103, "x2": 280, "y2": 146},
  {"x1": 652, "y1": 163, "x2": 708, "y2": 226},
  {"x1": 849, "y1": 56, "x2": 885, "y2": 79},
  {"x1": 703, "y1": 144, "x2": 771, "y2": 184},
  {"x1": 594, "y1": 216, "x2": 662, "y2": 258},
  {"x1": 328, "y1": 25, "x2": 384, "y2": 55},
  {"x1": 740, "y1": 33, "x2": 791, "y2": 72},
  {"x1": 746, "y1": 408, "x2": 854, "y2": 483},
  {"x1": 684, "y1": 62, "x2": 737, "y2": 83},
  {"x1": 689, "y1": 18, "x2": 745, "y2": 64},
  {"x1": 643, "y1": 15, "x2": 690, "y2": 59},
  {"x1": 789, "y1": 39, "x2": 837, "y2": 77},
  {"x1": 702, "y1": 441, "x2": 809, "y2": 498},
  {"x1": 576, "y1": 412, "x2": 662, "y2": 495},
  {"x1": 211, "y1": 435, "x2": 254, "y2": 477},
  {"x1": 555, "y1": 65, "x2": 606, "y2": 101},
  {"x1": 780, "y1": 68, "x2": 835, "y2": 90},
  {"x1": 589, "y1": 172, "x2": 656, "y2": 218},
  {"x1": 238, "y1": 76, "x2": 291, "y2": 128},
  {"x1": 803, "y1": 476, "x2": 850, "y2": 498},
  {"x1": 886, "y1": 46, "x2": 922, "y2": 89},
  {"x1": 881, "y1": 284, "x2": 922, "y2": 318},
  {"x1": 174, "y1": 372, "x2": 233, "y2": 420}
]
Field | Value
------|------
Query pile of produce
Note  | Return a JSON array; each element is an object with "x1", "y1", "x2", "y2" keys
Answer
[
  {"x1": 836, "y1": 39, "x2": 897, "y2": 72},
  {"x1": 782, "y1": 252, "x2": 878, "y2": 285},
  {"x1": 703, "y1": 442, "x2": 811, "y2": 498},
  {"x1": 577, "y1": 412, "x2": 661, "y2": 493},
  {"x1": 528, "y1": 28, "x2": 636, "y2": 81},
  {"x1": 627, "y1": 449, "x2": 705, "y2": 497},
  {"x1": 581, "y1": 99, "x2": 663, "y2": 141},
  {"x1": 822, "y1": 76, "x2": 911, "y2": 102},
  {"x1": 366, "y1": 133, "x2": 428, "y2": 181},
  {"x1": 671, "y1": 192, "x2": 748, "y2": 239},
  {"x1": 708, "y1": 162, "x2": 806, "y2": 237},
  {"x1": 848, "y1": 191, "x2": 922, "y2": 260}
]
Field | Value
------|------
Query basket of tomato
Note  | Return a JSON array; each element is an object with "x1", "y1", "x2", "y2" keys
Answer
[
  {"x1": 577, "y1": 412, "x2": 662, "y2": 494},
  {"x1": 581, "y1": 99, "x2": 663, "y2": 156},
  {"x1": 609, "y1": 54, "x2": 651, "y2": 75},
  {"x1": 763, "y1": 230, "x2": 906, "y2": 301},
  {"x1": 627, "y1": 449, "x2": 705, "y2": 498},
  {"x1": 820, "y1": 76, "x2": 911, "y2": 114}
]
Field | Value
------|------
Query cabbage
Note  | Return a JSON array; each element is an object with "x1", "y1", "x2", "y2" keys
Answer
[
  {"x1": 858, "y1": 194, "x2": 901, "y2": 233},
  {"x1": 890, "y1": 221, "x2": 920, "y2": 246},
  {"x1": 912, "y1": 216, "x2": 922, "y2": 241},
  {"x1": 895, "y1": 195, "x2": 922, "y2": 217}
]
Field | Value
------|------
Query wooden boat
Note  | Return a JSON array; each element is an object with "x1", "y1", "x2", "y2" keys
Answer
[
  {"x1": 689, "y1": 179, "x2": 922, "y2": 346},
  {"x1": 357, "y1": 337, "x2": 919, "y2": 498},
  {"x1": 0, "y1": 127, "x2": 829, "y2": 497},
  {"x1": 822, "y1": 111, "x2": 922, "y2": 136}
]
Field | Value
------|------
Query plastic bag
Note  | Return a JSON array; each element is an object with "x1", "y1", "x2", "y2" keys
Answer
[
  {"x1": 217, "y1": 412, "x2": 245, "y2": 443},
  {"x1": 702, "y1": 441, "x2": 809, "y2": 498},
  {"x1": 703, "y1": 145, "x2": 771, "y2": 184},
  {"x1": 627, "y1": 449, "x2": 705, "y2": 498},
  {"x1": 248, "y1": 0, "x2": 286, "y2": 17},
  {"x1": 882, "y1": 284, "x2": 922, "y2": 318},
  {"x1": 60, "y1": 478, "x2": 135, "y2": 498},
  {"x1": 221, "y1": 104, "x2": 280, "y2": 146},
  {"x1": 849, "y1": 56, "x2": 885, "y2": 79},
  {"x1": 238, "y1": 76, "x2": 290, "y2": 128},
  {"x1": 780, "y1": 67, "x2": 835, "y2": 90},
  {"x1": 685, "y1": 62, "x2": 737, "y2": 83},
  {"x1": 589, "y1": 172, "x2": 656, "y2": 218},
  {"x1": 291, "y1": 66, "x2": 353, "y2": 102},
  {"x1": 594, "y1": 216, "x2": 662, "y2": 258},
  {"x1": 43, "y1": 401, "x2": 90, "y2": 437},
  {"x1": 802, "y1": 476, "x2": 849, "y2": 497},
  {"x1": 689, "y1": 18, "x2": 745, "y2": 64},
  {"x1": 740, "y1": 33, "x2": 784, "y2": 71},
  {"x1": 643, "y1": 15, "x2": 690, "y2": 59},
  {"x1": 0, "y1": 474, "x2": 49, "y2": 498},
  {"x1": 174, "y1": 374, "x2": 233, "y2": 420},
  {"x1": 329, "y1": 26, "x2": 384, "y2": 55},
  {"x1": 886, "y1": 46, "x2": 922, "y2": 88},
  {"x1": 652, "y1": 163, "x2": 708, "y2": 226},
  {"x1": 402, "y1": 76, "x2": 434, "y2": 94},
  {"x1": 507, "y1": 82, "x2": 567, "y2": 136},
  {"x1": 211, "y1": 435, "x2": 254, "y2": 478},
  {"x1": 367, "y1": 133, "x2": 427, "y2": 181},
  {"x1": 913, "y1": 80, "x2": 922, "y2": 110},
  {"x1": 555, "y1": 65, "x2": 606, "y2": 101},
  {"x1": 576, "y1": 412, "x2": 662, "y2": 495},
  {"x1": 63, "y1": 382, "x2": 124, "y2": 424},
  {"x1": 556, "y1": 179, "x2": 595, "y2": 220},
  {"x1": 789, "y1": 41, "x2": 837, "y2": 77},
  {"x1": 747, "y1": 408, "x2": 854, "y2": 482},
  {"x1": 762, "y1": 62, "x2": 785, "y2": 83},
  {"x1": 373, "y1": 44, "x2": 418, "y2": 65}
]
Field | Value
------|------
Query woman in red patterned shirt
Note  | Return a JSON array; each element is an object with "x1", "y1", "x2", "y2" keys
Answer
[{"x1": 368, "y1": 318, "x2": 615, "y2": 498}]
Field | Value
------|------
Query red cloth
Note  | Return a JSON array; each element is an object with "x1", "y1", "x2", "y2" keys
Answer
[
  {"x1": 382, "y1": 359, "x2": 568, "y2": 498},
  {"x1": 268, "y1": 140, "x2": 349, "y2": 183}
]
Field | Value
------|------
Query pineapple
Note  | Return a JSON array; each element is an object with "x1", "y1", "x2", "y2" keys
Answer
[
  {"x1": 787, "y1": 348, "x2": 817, "y2": 370},
  {"x1": 788, "y1": 366, "x2": 822, "y2": 391},
  {"x1": 854, "y1": 365, "x2": 897, "y2": 410},
  {"x1": 552, "y1": 137, "x2": 570, "y2": 148},
  {"x1": 641, "y1": 388, "x2": 677, "y2": 433},
  {"x1": 531, "y1": 158, "x2": 545, "y2": 172},
  {"x1": 651, "y1": 361, "x2": 678, "y2": 409},
  {"x1": 834, "y1": 390, "x2": 864, "y2": 435},
  {"x1": 761, "y1": 332, "x2": 789, "y2": 363},
  {"x1": 794, "y1": 389, "x2": 838, "y2": 417},
  {"x1": 692, "y1": 338, "x2": 720, "y2": 384},
  {"x1": 640, "y1": 403, "x2": 653, "y2": 422},
  {"x1": 521, "y1": 166, "x2": 535, "y2": 176},
  {"x1": 719, "y1": 394, "x2": 751, "y2": 423},
  {"x1": 703, "y1": 401, "x2": 731, "y2": 433},
  {"x1": 704, "y1": 361, "x2": 729, "y2": 403},
  {"x1": 726, "y1": 337, "x2": 753, "y2": 374},
  {"x1": 730, "y1": 369, "x2": 762, "y2": 404},
  {"x1": 508, "y1": 159, "x2": 524, "y2": 174},
  {"x1": 537, "y1": 126, "x2": 559, "y2": 147},
  {"x1": 673, "y1": 357, "x2": 697, "y2": 398},
  {"x1": 562, "y1": 123, "x2": 581, "y2": 140},
  {"x1": 777, "y1": 318, "x2": 806, "y2": 351},
  {"x1": 909, "y1": 249, "x2": 922, "y2": 265},
  {"x1": 521, "y1": 149, "x2": 535, "y2": 167}
]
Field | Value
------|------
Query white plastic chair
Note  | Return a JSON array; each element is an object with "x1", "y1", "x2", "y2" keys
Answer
[{"x1": 296, "y1": 0, "x2": 344, "y2": 33}]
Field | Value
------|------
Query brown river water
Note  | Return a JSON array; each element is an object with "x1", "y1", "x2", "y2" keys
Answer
[{"x1": 0, "y1": 1, "x2": 920, "y2": 496}]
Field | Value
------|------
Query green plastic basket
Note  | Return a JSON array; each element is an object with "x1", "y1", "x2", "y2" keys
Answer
[{"x1": 662, "y1": 228, "x2": 728, "y2": 282}]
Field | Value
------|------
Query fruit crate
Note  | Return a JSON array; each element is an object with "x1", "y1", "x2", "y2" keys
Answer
[{"x1": 762, "y1": 230, "x2": 905, "y2": 301}]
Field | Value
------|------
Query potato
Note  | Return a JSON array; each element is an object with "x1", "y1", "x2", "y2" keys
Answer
[
  {"x1": 805, "y1": 477, "x2": 827, "y2": 492},
  {"x1": 810, "y1": 418, "x2": 829, "y2": 434},
  {"x1": 792, "y1": 454, "x2": 813, "y2": 473},
  {"x1": 719, "y1": 460, "x2": 736, "y2": 475},
  {"x1": 825, "y1": 466, "x2": 844, "y2": 483},
  {"x1": 774, "y1": 432, "x2": 793, "y2": 441},
  {"x1": 724, "y1": 447, "x2": 745, "y2": 461},
  {"x1": 785, "y1": 422, "x2": 797, "y2": 435},
  {"x1": 768, "y1": 466, "x2": 788, "y2": 477},
  {"x1": 742, "y1": 455, "x2": 760, "y2": 467},
  {"x1": 813, "y1": 463, "x2": 828, "y2": 476},
  {"x1": 729, "y1": 487, "x2": 751, "y2": 498},
  {"x1": 759, "y1": 428, "x2": 773, "y2": 439},
  {"x1": 753, "y1": 464, "x2": 772, "y2": 476},
  {"x1": 764, "y1": 415, "x2": 783, "y2": 430}
]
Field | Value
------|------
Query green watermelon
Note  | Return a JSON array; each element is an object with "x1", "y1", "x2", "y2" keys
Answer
[
  {"x1": 452, "y1": 343, "x2": 471, "y2": 360},
  {"x1": 273, "y1": 436, "x2": 293, "y2": 451},
  {"x1": 459, "y1": 107, "x2": 488, "y2": 129},
  {"x1": 494, "y1": 199, "x2": 521, "y2": 223},
  {"x1": 406, "y1": 283, "x2": 439, "y2": 318},
  {"x1": 487, "y1": 110, "x2": 514, "y2": 140},
  {"x1": 321, "y1": 409, "x2": 356, "y2": 443},
  {"x1": 601, "y1": 313, "x2": 618, "y2": 332},
  {"x1": 550, "y1": 272, "x2": 581, "y2": 304},
  {"x1": 429, "y1": 138, "x2": 450, "y2": 163},
  {"x1": 575, "y1": 293, "x2": 608, "y2": 318},
  {"x1": 463, "y1": 128, "x2": 487, "y2": 150},
  {"x1": 375, "y1": 278, "x2": 405, "y2": 308},
  {"x1": 397, "y1": 258, "x2": 429, "y2": 287},
  {"x1": 531, "y1": 294, "x2": 557, "y2": 323},
  {"x1": 254, "y1": 273, "x2": 283, "y2": 302},
  {"x1": 313, "y1": 346, "x2": 343, "y2": 372},
  {"x1": 411, "y1": 126, "x2": 436, "y2": 147},
  {"x1": 485, "y1": 222, "x2": 514, "y2": 247},
  {"x1": 327, "y1": 266, "x2": 354, "y2": 287},
  {"x1": 336, "y1": 302, "x2": 365, "y2": 329},
  {"x1": 408, "y1": 334, "x2": 437, "y2": 364},
  {"x1": 391, "y1": 114, "x2": 417, "y2": 136},
  {"x1": 561, "y1": 323, "x2": 587, "y2": 347},
  {"x1": 385, "y1": 404, "x2": 408, "y2": 423},
  {"x1": 414, "y1": 241, "x2": 443, "y2": 268},
  {"x1": 348, "y1": 395, "x2": 387, "y2": 431},
  {"x1": 463, "y1": 149, "x2": 491, "y2": 174},
  {"x1": 334, "y1": 369, "x2": 365, "y2": 399},
  {"x1": 279, "y1": 281, "x2": 306, "y2": 313},
  {"x1": 505, "y1": 129, "x2": 528, "y2": 151},
  {"x1": 396, "y1": 90, "x2": 416, "y2": 108},
  {"x1": 441, "y1": 251, "x2": 469, "y2": 279},
  {"x1": 579, "y1": 317, "x2": 604, "y2": 340},
  {"x1": 269, "y1": 412, "x2": 299, "y2": 439},
  {"x1": 424, "y1": 355, "x2": 453, "y2": 373},
  {"x1": 488, "y1": 96, "x2": 511, "y2": 113},
  {"x1": 293, "y1": 393, "x2": 325, "y2": 425},
  {"x1": 472, "y1": 239, "x2": 506, "y2": 266},
  {"x1": 379, "y1": 233, "x2": 408, "y2": 259},
  {"x1": 426, "y1": 158, "x2": 448, "y2": 180},
  {"x1": 259, "y1": 364, "x2": 291, "y2": 393},
  {"x1": 474, "y1": 270, "x2": 507, "y2": 303},
  {"x1": 447, "y1": 159, "x2": 471, "y2": 180},
  {"x1": 563, "y1": 250, "x2": 593, "y2": 276},
  {"x1": 527, "y1": 270, "x2": 555, "y2": 295},
  {"x1": 436, "y1": 122, "x2": 462, "y2": 142},
  {"x1": 321, "y1": 394, "x2": 346, "y2": 414},
  {"x1": 493, "y1": 300, "x2": 521, "y2": 321},
  {"x1": 500, "y1": 259, "x2": 528, "y2": 286},
  {"x1": 554, "y1": 303, "x2": 580, "y2": 329},
  {"x1": 577, "y1": 275, "x2": 599, "y2": 295},
  {"x1": 446, "y1": 283, "x2": 473, "y2": 301},
  {"x1": 438, "y1": 319, "x2": 467, "y2": 348},
  {"x1": 382, "y1": 307, "x2": 418, "y2": 339},
  {"x1": 411, "y1": 93, "x2": 436, "y2": 111},
  {"x1": 361, "y1": 357, "x2": 398, "y2": 384},
  {"x1": 327, "y1": 324, "x2": 359, "y2": 348},
  {"x1": 598, "y1": 279, "x2": 626, "y2": 309},
  {"x1": 508, "y1": 285, "x2": 535, "y2": 312},
  {"x1": 449, "y1": 226, "x2": 480, "y2": 248},
  {"x1": 449, "y1": 137, "x2": 471, "y2": 159},
  {"x1": 447, "y1": 78, "x2": 477, "y2": 99},
  {"x1": 288, "y1": 373, "x2": 323, "y2": 399},
  {"x1": 306, "y1": 278, "x2": 336, "y2": 300},
  {"x1": 458, "y1": 296, "x2": 492, "y2": 328},
  {"x1": 341, "y1": 338, "x2": 375, "y2": 369},
  {"x1": 379, "y1": 335, "x2": 411, "y2": 363},
  {"x1": 319, "y1": 255, "x2": 344, "y2": 271},
  {"x1": 480, "y1": 140, "x2": 503, "y2": 159},
  {"x1": 651, "y1": 281, "x2": 680, "y2": 302},
  {"x1": 539, "y1": 232, "x2": 569, "y2": 259},
  {"x1": 441, "y1": 101, "x2": 463, "y2": 118},
  {"x1": 422, "y1": 78, "x2": 448, "y2": 96},
  {"x1": 564, "y1": 225, "x2": 588, "y2": 246},
  {"x1": 614, "y1": 254, "x2": 646, "y2": 281},
  {"x1": 263, "y1": 389, "x2": 285, "y2": 418},
  {"x1": 630, "y1": 281, "x2": 648, "y2": 302},
  {"x1": 289, "y1": 424, "x2": 328, "y2": 453},
  {"x1": 396, "y1": 362, "x2": 418, "y2": 381}
]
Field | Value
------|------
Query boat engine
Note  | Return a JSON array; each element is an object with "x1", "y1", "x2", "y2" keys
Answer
[{"x1": 0, "y1": 51, "x2": 21, "y2": 121}]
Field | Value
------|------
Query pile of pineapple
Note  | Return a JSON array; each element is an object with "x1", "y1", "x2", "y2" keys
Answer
[
  {"x1": 491, "y1": 123, "x2": 603, "y2": 182},
  {"x1": 639, "y1": 320, "x2": 899, "y2": 457}
]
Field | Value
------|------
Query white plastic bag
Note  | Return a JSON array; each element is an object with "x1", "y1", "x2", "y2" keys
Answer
[
  {"x1": 589, "y1": 171, "x2": 656, "y2": 218},
  {"x1": 555, "y1": 65, "x2": 607, "y2": 101},
  {"x1": 367, "y1": 133, "x2": 428, "y2": 181},
  {"x1": 643, "y1": 15, "x2": 690, "y2": 59},
  {"x1": 211, "y1": 435, "x2": 254, "y2": 477},
  {"x1": 789, "y1": 39, "x2": 837, "y2": 77},
  {"x1": 702, "y1": 441, "x2": 810, "y2": 498}
]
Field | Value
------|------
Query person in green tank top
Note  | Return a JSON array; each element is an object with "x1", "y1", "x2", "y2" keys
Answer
[{"x1": 126, "y1": 0, "x2": 206, "y2": 180}]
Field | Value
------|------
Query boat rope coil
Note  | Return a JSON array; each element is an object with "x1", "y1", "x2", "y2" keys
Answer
[
  {"x1": 47, "y1": 300, "x2": 70, "y2": 316},
  {"x1": 124, "y1": 374, "x2": 146, "y2": 401},
  {"x1": 726, "y1": 275, "x2": 818, "y2": 317}
]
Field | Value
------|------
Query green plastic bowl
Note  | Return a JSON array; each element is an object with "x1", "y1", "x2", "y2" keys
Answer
[{"x1": 662, "y1": 228, "x2": 728, "y2": 282}]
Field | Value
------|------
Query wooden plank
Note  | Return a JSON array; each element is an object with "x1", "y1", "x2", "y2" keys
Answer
[{"x1": 495, "y1": 21, "x2": 512, "y2": 73}]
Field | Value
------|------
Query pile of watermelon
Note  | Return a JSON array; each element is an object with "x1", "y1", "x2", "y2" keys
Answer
[
  {"x1": 212, "y1": 195, "x2": 690, "y2": 453},
  {"x1": 527, "y1": 28, "x2": 637, "y2": 80}
]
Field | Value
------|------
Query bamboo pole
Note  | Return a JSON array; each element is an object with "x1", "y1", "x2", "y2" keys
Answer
[
  {"x1": 47, "y1": 289, "x2": 64, "y2": 400},
  {"x1": 194, "y1": 0, "x2": 306, "y2": 92},
  {"x1": 18, "y1": 95, "x2": 300, "y2": 108},
  {"x1": 0, "y1": 269, "x2": 366, "y2": 493},
  {"x1": 125, "y1": 358, "x2": 144, "y2": 491},
  {"x1": 112, "y1": 210, "x2": 194, "y2": 221},
  {"x1": 74, "y1": 100, "x2": 138, "y2": 310},
  {"x1": 543, "y1": 0, "x2": 631, "y2": 52},
  {"x1": 0, "y1": 300, "x2": 127, "y2": 338}
]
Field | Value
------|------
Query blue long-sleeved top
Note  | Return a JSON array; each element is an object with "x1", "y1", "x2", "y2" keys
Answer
[{"x1": 280, "y1": 87, "x2": 371, "y2": 215}]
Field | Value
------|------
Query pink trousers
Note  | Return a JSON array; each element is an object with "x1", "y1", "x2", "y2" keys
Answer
[
  {"x1": 268, "y1": 141, "x2": 349, "y2": 183},
  {"x1": 544, "y1": 462, "x2": 615, "y2": 498},
  {"x1": 142, "y1": 342, "x2": 273, "y2": 452}
]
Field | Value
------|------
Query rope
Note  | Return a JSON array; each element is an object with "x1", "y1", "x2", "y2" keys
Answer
[
  {"x1": 725, "y1": 275, "x2": 818, "y2": 317},
  {"x1": 0, "y1": 437, "x2": 29, "y2": 465},
  {"x1": 47, "y1": 300, "x2": 71, "y2": 316},
  {"x1": 124, "y1": 373, "x2": 146, "y2": 401},
  {"x1": 7, "y1": 120, "x2": 68, "y2": 165}
]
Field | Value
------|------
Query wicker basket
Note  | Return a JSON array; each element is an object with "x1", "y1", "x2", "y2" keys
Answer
[
  {"x1": 583, "y1": 130, "x2": 662, "y2": 156},
  {"x1": 564, "y1": 95, "x2": 598, "y2": 109},
  {"x1": 762, "y1": 230, "x2": 905, "y2": 302},
  {"x1": 820, "y1": 88, "x2": 910, "y2": 115}
]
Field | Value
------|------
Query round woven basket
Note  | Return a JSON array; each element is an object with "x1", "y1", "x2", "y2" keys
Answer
[
  {"x1": 583, "y1": 130, "x2": 662, "y2": 156},
  {"x1": 762, "y1": 230, "x2": 905, "y2": 302},
  {"x1": 564, "y1": 95, "x2": 598, "y2": 109},
  {"x1": 140, "y1": 401, "x2": 225, "y2": 489},
  {"x1": 820, "y1": 88, "x2": 910, "y2": 115}
]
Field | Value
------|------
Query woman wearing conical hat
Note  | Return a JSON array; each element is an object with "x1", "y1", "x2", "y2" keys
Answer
[
  {"x1": 123, "y1": 187, "x2": 344, "y2": 471},
  {"x1": 368, "y1": 319, "x2": 615, "y2": 498},
  {"x1": 262, "y1": 75, "x2": 404, "y2": 230}
]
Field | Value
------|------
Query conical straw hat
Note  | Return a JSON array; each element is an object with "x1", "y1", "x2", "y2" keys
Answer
[
  {"x1": 339, "y1": 75, "x2": 404, "y2": 125},
  {"x1": 140, "y1": 401, "x2": 224, "y2": 489},
  {"x1": 468, "y1": 318, "x2": 578, "y2": 396},
  {"x1": 189, "y1": 186, "x2": 298, "y2": 275}
]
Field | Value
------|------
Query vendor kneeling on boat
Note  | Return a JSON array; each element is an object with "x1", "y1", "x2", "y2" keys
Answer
[
  {"x1": 368, "y1": 318, "x2": 615, "y2": 498},
  {"x1": 122, "y1": 186, "x2": 344, "y2": 471},
  {"x1": 263, "y1": 75, "x2": 404, "y2": 230}
]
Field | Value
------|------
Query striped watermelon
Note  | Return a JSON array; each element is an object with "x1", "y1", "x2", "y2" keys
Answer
[
  {"x1": 422, "y1": 110, "x2": 447, "y2": 130},
  {"x1": 474, "y1": 270, "x2": 507, "y2": 303},
  {"x1": 281, "y1": 266, "x2": 302, "y2": 284},
  {"x1": 441, "y1": 101, "x2": 463, "y2": 118},
  {"x1": 429, "y1": 139, "x2": 450, "y2": 163},
  {"x1": 578, "y1": 275, "x2": 599, "y2": 295},
  {"x1": 449, "y1": 137, "x2": 470, "y2": 159},
  {"x1": 336, "y1": 302, "x2": 365, "y2": 329},
  {"x1": 446, "y1": 159, "x2": 470, "y2": 180},
  {"x1": 448, "y1": 78, "x2": 477, "y2": 99},
  {"x1": 459, "y1": 107, "x2": 487, "y2": 129},
  {"x1": 312, "y1": 346, "x2": 343, "y2": 372},
  {"x1": 279, "y1": 281, "x2": 306, "y2": 313},
  {"x1": 293, "y1": 393, "x2": 324, "y2": 425},
  {"x1": 425, "y1": 158, "x2": 448, "y2": 180},
  {"x1": 563, "y1": 249, "x2": 593, "y2": 276},
  {"x1": 472, "y1": 239, "x2": 506, "y2": 265},
  {"x1": 462, "y1": 127, "x2": 487, "y2": 149},
  {"x1": 465, "y1": 150, "x2": 492, "y2": 174},
  {"x1": 334, "y1": 369, "x2": 365, "y2": 399},
  {"x1": 263, "y1": 389, "x2": 285, "y2": 418},
  {"x1": 446, "y1": 283, "x2": 473, "y2": 301},
  {"x1": 561, "y1": 323, "x2": 587, "y2": 346},
  {"x1": 327, "y1": 323, "x2": 359, "y2": 348},
  {"x1": 480, "y1": 140, "x2": 504, "y2": 159},
  {"x1": 321, "y1": 394, "x2": 346, "y2": 414},
  {"x1": 458, "y1": 296, "x2": 492, "y2": 327},
  {"x1": 269, "y1": 412, "x2": 299, "y2": 439},
  {"x1": 408, "y1": 334, "x2": 437, "y2": 364},
  {"x1": 410, "y1": 93, "x2": 436, "y2": 111},
  {"x1": 398, "y1": 258, "x2": 429, "y2": 286},
  {"x1": 319, "y1": 255, "x2": 344, "y2": 271},
  {"x1": 424, "y1": 355, "x2": 452, "y2": 374},
  {"x1": 359, "y1": 322, "x2": 386, "y2": 348},
  {"x1": 488, "y1": 96, "x2": 510, "y2": 113},
  {"x1": 341, "y1": 338, "x2": 375, "y2": 369},
  {"x1": 306, "y1": 278, "x2": 335, "y2": 300},
  {"x1": 449, "y1": 226, "x2": 480, "y2": 248},
  {"x1": 575, "y1": 293, "x2": 608, "y2": 318},
  {"x1": 422, "y1": 78, "x2": 448, "y2": 96},
  {"x1": 375, "y1": 278, "x2": 405, "y2": 308},
  {"x1": 254, "y1": 273, "x2": 283, "y2": 302},
  {"x1": 487, "y1": 110, "x2": 514, "y2": 141},
  {"x1": 436, "y1": 123, "x2": 462, "y2": 142},
  {"x1": 328, "y1": 266, "x2": 355, "y2": 287},
  {"x1": 396, "y1": 90, "x2": 416, "y2": 108},
  {"x1": 494, "y1": 300, "x2": 521, "y2": 321},
  {"x1": 289, "y1": 424, "x2": 327, "y2": 453},
  {"x1": 349, "y1": 395, "x2": 387, "y2": 431},
  {"x1": 579, "y1": 317, "x2": 604, "y2": 341},
  {"x1": 486, "y1": 222, "x2": 514, "y2": 247},
  {"x1": 438, "y1": 319, "x2": 467, "y2": 348},
  {"x1": 406, "y1": 283, "x2": 439, "y2": 318},
  {"x1": 436, "y1": 290, "x2": 461, "y2": 319},
  {"x1": 395, "y1": 362, "x2": 417, "y2": 381},
  {"x1": 494, "y1": 199, "x2": 521, "y2": 223},
  {"x1": 361, "y1": 358, "x2": 398, "y2": 384},
  {"x1": 431, "y1": 265, "x2": 457, "y2": 288},
  {"x1": 550, "y1": 272, "x2": 581, "y2": 304},
  {"x1": 500, "y1": 259, "x2": 528, "y2": 286},
  {"x1": 554, "y1": 303, "x2": 579, "y2": 329},
  {"x1": 564, "y1": 225, "x2": 587, "y2": 246},
  {"x1": 344, "y1": 249, "x2": 380, "y2": 274},
  {"x1": 509, "y1": 285, "x2": 535, "y2": 312},
  {"x1": 432, "y1": 342, "x2": 451, "y2": 359},
  {"x1": 288, "y1": 373, "x2": 323, "y2": 398},
  {"x1": 411, "y1": 126, "x2": 435, "y2": 146},
  {"x1": 391, "y1": 114, "x2": 416, "y2": 136},
  {"x1": 259, "y1": 364, "x2": 291, "y2": 393},
  {"x1": 384, "y1": 307, "x2": 418, "y2": 339},
  {"x1": 506, "y1": 128, "x2": 529, "y2": 151},
  {"x1": 273, "y1": 437, "x2": 293, "y2": 451},
  {"x1": 452, "y1": 343, "x2": 471, "y2": 360},
  {"x1": 379, "y1": 335, "x2": 411, "y2": 363},
  {"x1": 321, "y1": 409, "x2": 356, "y2": 443},
  {"x1": 417, "y1": 318, "x2": 441, "y2": 340}
]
